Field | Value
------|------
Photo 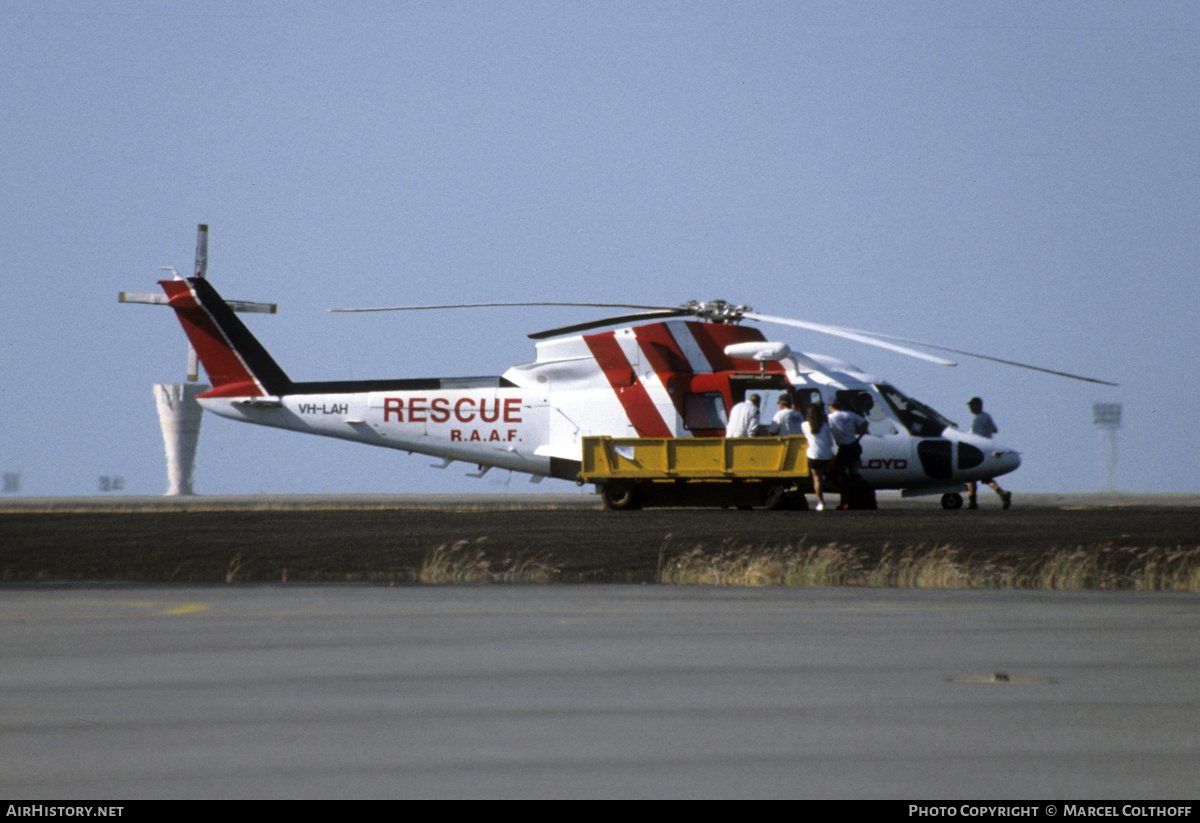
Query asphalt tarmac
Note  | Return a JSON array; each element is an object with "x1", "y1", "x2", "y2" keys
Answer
[
  {"x1": 3, "y1": 495, "x2": 1198, "y2": 799},
  {"x1": 2, "y1": 584, "x2": 1197, "y2": 799},
  {"x1": 2, "y1": 493, "x2": 1198, "y2": 583}
]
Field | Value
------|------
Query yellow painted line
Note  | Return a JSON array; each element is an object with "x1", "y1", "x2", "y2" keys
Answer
[
  {"x1": 159, "y1": 603, "x2": 210, "y2": 616},
  {"x1": 118, "y1": 600, "x2": 210, "y2": 616}
]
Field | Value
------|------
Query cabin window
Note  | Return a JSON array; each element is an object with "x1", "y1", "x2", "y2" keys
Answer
[
  {"x1": 958, "y1": 442, "x2": 984, "y2": 470},
  {"x1": 917, "y1": 438, "x2": 954, "y2": 479},
  {"x1": 874, "y1": 384, "x2": 954, "y2": 438},
  {"x1": 830, "y1": 389, "x2": 896, "y2": 436},
  {"x1": 684, "y1": 392, "x2": 727, "y2": 430}
]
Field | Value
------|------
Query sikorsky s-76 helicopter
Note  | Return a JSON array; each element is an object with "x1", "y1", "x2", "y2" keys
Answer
[{"x1": 130, "y1": 246, "x2": 1116, "y2": 508}]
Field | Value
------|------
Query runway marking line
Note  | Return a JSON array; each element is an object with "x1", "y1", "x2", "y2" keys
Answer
[
  {"x1": 159, "y1": 603, "x2": 210, "y2": 615},
  {"x1": 119, "y1": 600, "x2": 210, "y2": 616}
]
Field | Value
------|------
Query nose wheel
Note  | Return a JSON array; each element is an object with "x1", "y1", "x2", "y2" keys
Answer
[{"x1": 941, "y1": 493, "x2": 964, "y2": 510}]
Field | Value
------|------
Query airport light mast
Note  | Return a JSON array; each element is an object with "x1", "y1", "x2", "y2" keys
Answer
[{"x1": 1092, "y1": 402, "x2": 1122, "y2": 493}]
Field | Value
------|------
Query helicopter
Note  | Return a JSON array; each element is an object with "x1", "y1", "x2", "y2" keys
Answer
[{"x1": 133, "y1": 261, "x2": 1116, "y2": 509}]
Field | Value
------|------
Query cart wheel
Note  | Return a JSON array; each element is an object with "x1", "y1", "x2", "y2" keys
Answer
[
  {"x1": 941, "y1": 493, "x2": 964, "y2": 510},
  {"x1": 763, "y1": 487, "x2": 792, "y2": 513},
  {"x1": 765, "y1": 486, "x2": 809, "y2": 511},
  {"x1": 601, "y1": 481, "x2": 641, "y2": 511}
]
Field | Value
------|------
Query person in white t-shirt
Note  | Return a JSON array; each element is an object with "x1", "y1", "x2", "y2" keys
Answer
[
  {"x1": 726, "y1": 393, "x2": 761, "y2": 438},
  {"x1": 801, "y1": 402, "x2": 835, "y2": 510},
  {"x1": 827, "y1": 397, "x2": 867, "y2": 488},
  {"x1": 768, "y1": 396, "x2": 804, "y2": 437}
]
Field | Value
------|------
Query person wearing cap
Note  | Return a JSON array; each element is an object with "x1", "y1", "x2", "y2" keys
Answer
[
  {"x1": 768, "y1": 396, "x2": 804, "y2": 437},
  {"x1": 966, "y1": 397, "x2": 1012, "y2": 509},
  {"x1": 827, "y1": 396, "x2": 867, "y2": 487},
  {"x1": 726, "y1": 393, "x2": 761, "y2": 438}
]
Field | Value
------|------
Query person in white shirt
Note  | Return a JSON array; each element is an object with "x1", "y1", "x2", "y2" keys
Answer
[
  {"x1": 725, "y1": 393, "x2": 761, "y2": 438},
  {"x1": 768, "y1": 396, "x2": 804, "y2": 437},
  {"x1": 966, "y1": 397, "x2": 1012, "y2": 509},
  {"x1": 827, "y1": 397, "x2": 867, "y2": 487},
  {"x1": 801, "y1": 402, "x2": 835, "y2": 510}
]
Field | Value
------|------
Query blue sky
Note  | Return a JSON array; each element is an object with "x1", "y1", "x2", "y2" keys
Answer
[{"x1": 2, "y1": 1, "x2": 1196, "y2": 497}]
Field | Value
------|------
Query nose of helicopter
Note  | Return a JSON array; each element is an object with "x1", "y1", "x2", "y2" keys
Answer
[{"x1": 987, "y1": 445, "x2": 1021, "y2": 478}]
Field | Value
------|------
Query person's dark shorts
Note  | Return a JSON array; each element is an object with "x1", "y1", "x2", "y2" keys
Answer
[{"x1": 836, "y1": 441, "x2": 862, "y2": 467}]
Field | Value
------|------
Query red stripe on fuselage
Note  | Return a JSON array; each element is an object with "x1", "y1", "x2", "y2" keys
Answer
[
  {"x1": 583, "y1": 332, "x2": 672, "y2": 438},
  {"x1": 159, "y1": 279, "x2": 265, "y2": 397},
  {"x1": 633, "y1": 323, "x2": 692, "y2": 423}
]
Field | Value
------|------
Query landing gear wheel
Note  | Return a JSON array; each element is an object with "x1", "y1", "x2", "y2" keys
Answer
[
  {"x1": 941, "y1": 493, "x2": 964, "y2": 510},
  {"x1": 601, "y1": 481, "x2": 641, "y2": 511}
]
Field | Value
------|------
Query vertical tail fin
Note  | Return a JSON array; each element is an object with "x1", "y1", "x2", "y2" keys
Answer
[{"x1": 159, "y1": 277, "x2": 292, "y2": 397}]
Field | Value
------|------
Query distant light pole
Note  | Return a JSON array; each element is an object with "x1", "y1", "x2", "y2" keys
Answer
[{"x1": 1092, "y1": 402, "x2": 1121, "y2": 493}]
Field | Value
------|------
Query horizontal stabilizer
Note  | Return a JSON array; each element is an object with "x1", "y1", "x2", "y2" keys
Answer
[{"x1": 121, "y1": 291, "x2": 277, "y2": 314}]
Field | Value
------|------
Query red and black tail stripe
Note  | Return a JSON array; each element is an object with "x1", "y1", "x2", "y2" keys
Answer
[
  {"x1": 160, "y1": 278, "x2": 290, "y2": 397},
  {"x1": 161, "y1": 277, "x2": 514, "y2": 398}
]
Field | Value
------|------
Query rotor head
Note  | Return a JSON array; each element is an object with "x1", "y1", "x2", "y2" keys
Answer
[{"x1": 682, "y1": 300, "x2": 752, "y2": 323}]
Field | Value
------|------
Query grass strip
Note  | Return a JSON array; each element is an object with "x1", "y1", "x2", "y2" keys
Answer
[{"x1": 658, "y1": 540, "x2": 1200, "y2": 591}]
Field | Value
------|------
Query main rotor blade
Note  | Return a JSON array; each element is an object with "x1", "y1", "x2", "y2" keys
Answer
[
  {"x1": 826, "y1": 327, "x2": 1120, "y2": 386},
  {"x1": 529, "y1": 310, "x2": 692, "y2": 339},
  {"x1": 743, "y1": 312, "x2": 958, "y2": 367},
  {"x1": 329, "y1": 301, "x2": 675, "y2": 313}
]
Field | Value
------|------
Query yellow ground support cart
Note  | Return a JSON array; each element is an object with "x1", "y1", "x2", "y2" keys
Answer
[{"x1": 579, "y1": 436, "x2": 811, "y2": 510}]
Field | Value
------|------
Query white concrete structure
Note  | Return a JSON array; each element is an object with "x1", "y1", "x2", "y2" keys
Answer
[{"x1": 154, "y1": 382, "x2": 208, "y2": 495}]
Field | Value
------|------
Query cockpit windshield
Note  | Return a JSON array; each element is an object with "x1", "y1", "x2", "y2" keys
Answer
[{"x1": 874, "y1": 384, "x2": 956, "y2": 437}]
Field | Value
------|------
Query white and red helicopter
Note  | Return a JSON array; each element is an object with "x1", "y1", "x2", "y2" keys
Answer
[{"x1": 126, "y1": 233, "x2": 1116, "y2": 508}]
